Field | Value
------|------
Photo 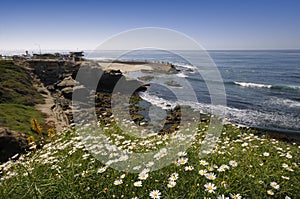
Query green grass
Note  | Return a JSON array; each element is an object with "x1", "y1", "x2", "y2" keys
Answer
[
  {"x1": 0, "y1": 121, "x2": 299, "y2": 199},
  {"x1": 0, "y1": 60, "x2": 46, "y2": 137},
  {"x1": 0, "y1": 104, "x2": 45, "y2": 134},
  {"x1": 0, "y1": 60, "x2": 44, "y2": 106}
]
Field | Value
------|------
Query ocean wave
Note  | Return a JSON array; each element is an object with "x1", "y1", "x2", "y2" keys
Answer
[
  {"x1": 287, "y1": 85, "x2": 300, "y2": 90},
  {"x1": 176, "y1": 73, "x2": 188, "y2": 78},
  {"x1": 234, "y1": 81, "x2": 272, "y2": 88},
  {"x1": 266, "y1": 97, "x2": 300, "y2": 108},
  {"x1": 233, "y1": 81, "x2": 300, "y2": 91},
  {"x1": 139, "y1": 92, "x2": 300, "y2": 132},
  {"x1": 173, "y1": 63, "x2": 197, "y2": 70},
  {"x1": 139, "y1": 92, "x2": 178, "y2": 110}
]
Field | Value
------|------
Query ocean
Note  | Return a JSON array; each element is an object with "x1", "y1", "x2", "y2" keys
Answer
[{"x1": 87, "y1": 50, "x2": 300, "y2": 136}]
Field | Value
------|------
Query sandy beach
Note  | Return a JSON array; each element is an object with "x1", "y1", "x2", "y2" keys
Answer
[{"x1": 95, "y1": 61, "x2": 176, "y2": 73}]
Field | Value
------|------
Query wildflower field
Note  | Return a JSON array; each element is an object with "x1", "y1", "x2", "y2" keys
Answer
[{"x1": 0, "y1": 120, "x2": 299, "y2": 199}]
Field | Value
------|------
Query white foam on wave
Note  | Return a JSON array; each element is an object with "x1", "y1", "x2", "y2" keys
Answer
[
  {"x1": 139, "y1": 92, "x2": 178, "y2": 110},
  {"x1": 290, "y1": 85, "x2": 300, "y2": 90},
  {"x1": 185, "y1": 100, "x2": 300, "y2": 130},
  {"x1": 139, "y1": 92, "x2": 300, "y2": 130},
  {"x1": 267, "y1": 97, "x2": 300, "y2": 108},
  {"x1": 173, "y1": 63, "x2": 197, "y2": 70},
  {"x1": 176, "y1": 73, "x2": 188, "y2": 78},
  {"x1": 234, "y1": 81, "x2": 272, "y2": 88}
]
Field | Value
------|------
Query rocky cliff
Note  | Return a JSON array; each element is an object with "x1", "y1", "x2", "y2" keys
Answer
[{"x1": 26, "y1": 60, "x2": 148, "y2": 125}]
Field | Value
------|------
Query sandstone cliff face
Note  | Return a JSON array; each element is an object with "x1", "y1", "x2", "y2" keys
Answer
[
  {"x1": 27, "y1": 60, "x2": 147, "y2": 94},
  {"x1": 26, "y1": 60, "x2": 147, "y2": 124},
  {"x1": 27, "y1": 60, "x2": 80, "y2": 86}
]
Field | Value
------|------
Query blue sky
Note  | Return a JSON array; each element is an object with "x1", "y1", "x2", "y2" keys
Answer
[{"x1": 1, "y1": 0, "x2": 300, "y2": 51}]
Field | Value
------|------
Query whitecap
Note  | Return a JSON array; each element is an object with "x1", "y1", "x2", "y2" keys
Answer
[{"x1": 234, "y1": 81, "x2": 272, "y2": 89}]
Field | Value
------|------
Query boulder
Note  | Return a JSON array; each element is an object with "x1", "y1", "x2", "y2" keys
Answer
[
  {"x1": 0, "y1": 127, "x2": 28, "y2": 163},
  {"x1": 57, "y1": 76, "x2": 79, "y2": 88},
  {"x1": 164, "y1": 80, "x2": 182, "y2": 87}
]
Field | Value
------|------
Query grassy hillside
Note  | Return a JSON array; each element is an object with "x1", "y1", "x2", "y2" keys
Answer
[
  {"x1": 0, "y1": 61, "x2": 44, "y2": 105},
  {"x1": 0, "y1": 104, "x2": 45, "y2": 134},
  {"x1": 0, "y1": 61, "x2": 45, "y2": 135}
]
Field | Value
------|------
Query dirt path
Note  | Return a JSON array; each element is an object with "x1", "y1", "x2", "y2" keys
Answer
[{"x1": 34, "y1": 82, "x2": 69, "y2": 133}]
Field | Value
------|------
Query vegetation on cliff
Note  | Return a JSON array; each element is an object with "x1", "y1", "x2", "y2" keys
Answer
[
  {"x1": 0, "y1": 104, "x2": 44, "y2": 134},
  {"x1": 0, "y1": 61, "x2": 44, "y2": 105},
  {"x1": 0, "y1": 61, "x2": 45, "y2": 135}
]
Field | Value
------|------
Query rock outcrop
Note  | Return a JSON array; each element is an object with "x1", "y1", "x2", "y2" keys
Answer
[
  {"x1": 26, "y1": 61, "x2": 148, "y2": 125},
  {"x1": 27, "y1": 60, "x2": 80, "y2": 86}
]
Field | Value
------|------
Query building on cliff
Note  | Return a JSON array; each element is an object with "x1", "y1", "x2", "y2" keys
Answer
[{"x1": 69, "y1": 51, "x2": 84, "y2": 61}]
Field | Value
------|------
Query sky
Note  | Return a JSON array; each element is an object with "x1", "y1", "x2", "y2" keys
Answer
[{"x1": 1, "y1": 0, "x2": 300, "y2": 52}]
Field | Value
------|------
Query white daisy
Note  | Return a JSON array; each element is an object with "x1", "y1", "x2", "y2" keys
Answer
[
  {"x1": 138, "y1": 172, "x2": 148, "y2": 180},
  {"x1": 114, "y1": 179, "x2": 123, "y2": 185},
  {"x1": 177, "y1": 157, "x2": 188, "y2": 165},
  {"x1": 184, "y1": 166, "x2": 194, "y2": 171},
  {"x1": 120, "y1": 174, "x2": 125, "y2": 179},
  {"x1": 177, "y1": 151, "x2": 187, "y2": 156},
  {"x1": 217, "y1": 166, "x2": 227, "y2": 172},
  {"x1": 281, "y1": 176, "x2": 290, "y2": 180},
  {"x1": 149, "y1": 190, "x2": 161, "y2": 199},
  {"x1": 204, "y1": 182, "x2": 217, "y2": 193},
  {"x1": 134, "y1": 181, "x2": 142, "y2": 187},
  {"x1": 97, "y1": 166, "x2": 107, "y2": 174},
  {"x1": 221, "y1": 181, "x2": 228, "y2": 188},
  {"x1": 199, "y1": 169, "x2": 207, "y2": 176},
  {"x1": 230, "y1": 193, "x2": 242, "y2": 199},
  {"x1": 205, "y1": 172, "x2": 216, "y2": 180},
  {"x1": 167, "y1": 180, "x2": 176, "y2": 188},
  {"x1": 282, "y1": 163, "x2": 289, "y2": 168},
  {"x1": 286, "y1": 153, "x2": 292, "y2": 159},
  {"x1": 229, "y1": 160, "x2": 238, "y2": 167},
  {"x1": 169, "y1": 173, "x2": 179, "y2": 181},
  {"x1": 199, "y1": 160, "x2": 209, "y2": 166},
  {"x1": 267, "y1": 190, "x2": 274, "y2": 195},
  {"x1": 218, "y1": 195, "x2": 229, "y2": 199},
  {"x1": 241, "y1": 142, "x2": 248, "y2": 147},
  {"x1": 207, "y1": 166, "x2": 214, "y2": 171},
  {"x1": 263, "y1": 152, "x2": 270, "y2": 157},
  {"x1": 270, "y1": 182, "x2": 280, "y2": 189}
]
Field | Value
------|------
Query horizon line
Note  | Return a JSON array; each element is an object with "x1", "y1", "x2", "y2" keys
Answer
[{"x1": 1, "y1": 48, "x2": 300, "y2": 53}]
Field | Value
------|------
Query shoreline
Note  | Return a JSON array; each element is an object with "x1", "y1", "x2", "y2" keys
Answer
[{"x1": 24, "y1": 59, "x2": 300, "y2": 144}]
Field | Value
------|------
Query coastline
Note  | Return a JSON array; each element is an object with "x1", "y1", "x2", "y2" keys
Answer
[
  {"x1": 25, "y1": 60, "x2": 300, "y2": 143},
  {"x1": 26, "y1": 59, "x2": 300, "y2": 143},
  {"x1": 0, "y1": 59, "x2": 299, "y2": 198}
]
